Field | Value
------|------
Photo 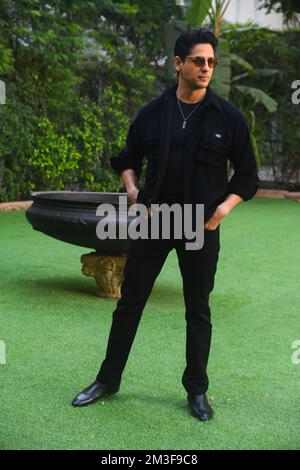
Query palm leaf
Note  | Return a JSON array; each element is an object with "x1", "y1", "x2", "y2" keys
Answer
[
  {"x1": 235, "y1": 85, "x2": 278, "y2": 112},
  {"x1": 255, "y1": 68, "x2": 279, "y2": 77},
  {"x1": 186, "y1": 0, "x2": 212, "y2": 27},
  {"x1": 229, "y1": 53, "x2": 253, "y2": 72},
  {"x1": 210, "y1": 37, "x2": 231, "y2": 98}
]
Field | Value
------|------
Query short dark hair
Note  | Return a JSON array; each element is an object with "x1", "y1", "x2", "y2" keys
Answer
[{"x1": 174, "y1": 27, "x2": 218, "y2": 60}]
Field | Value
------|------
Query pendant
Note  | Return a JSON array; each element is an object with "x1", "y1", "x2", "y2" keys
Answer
[{"x1": 182, "y1": 120, "x2": 187, "y2": 129}]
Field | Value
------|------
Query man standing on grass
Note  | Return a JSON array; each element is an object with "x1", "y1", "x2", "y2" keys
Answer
[{"x1": 72, "y1": 28, "x2": 258, "y2": 421}]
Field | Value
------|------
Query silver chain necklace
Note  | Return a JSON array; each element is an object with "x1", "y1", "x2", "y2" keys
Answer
[{"x1": 176, "y1": 97, "x2": 203, "y2": 129}]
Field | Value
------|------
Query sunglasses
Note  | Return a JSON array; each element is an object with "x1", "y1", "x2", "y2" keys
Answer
[{"x1": 184, "y1": 56, "x2": 219, "y2": 68}]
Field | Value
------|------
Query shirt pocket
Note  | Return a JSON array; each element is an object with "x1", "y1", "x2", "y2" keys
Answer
[
  {"x1": 144, "y1": 137, "x2": 160, "y2": 161},
  {"x1": 198, "y1": 127, "x2": 232, "y2": 167},
  {"x1": 143, "y1": 132, "x2": 160, "y2": 188},
  {"x1": 143, "y1": 123, "x2": 161, "y2": 160}
]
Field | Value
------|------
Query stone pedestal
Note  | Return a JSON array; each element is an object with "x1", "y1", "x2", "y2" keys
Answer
[{"x1": 81, "y1": 252, "x2": 127, "y2": 299}]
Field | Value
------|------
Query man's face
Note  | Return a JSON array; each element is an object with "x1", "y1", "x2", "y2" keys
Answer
[{"x1": 174, "y1": 43, "x2": 215, "y2": 90}]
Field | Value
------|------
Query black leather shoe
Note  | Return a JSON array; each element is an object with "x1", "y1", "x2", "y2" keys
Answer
[
  {"x1": 72, "y1": 380, "x2": 119, "y2": 407},
  {"x1": 187, "y1": 393, "x2": 213, "y2": 421}
]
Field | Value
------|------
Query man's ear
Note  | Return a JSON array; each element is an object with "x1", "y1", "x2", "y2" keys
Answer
[{"x1": 174, "y1": 56, "x2": 181, "y2": 72}]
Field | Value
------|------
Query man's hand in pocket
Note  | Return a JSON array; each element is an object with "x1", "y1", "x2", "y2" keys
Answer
[
  {"x1": 204, "y1": 203, "x2": 229, "y2": 230},
  {"x1": 127, "y1": 187, "x2": 139, "y2": 205}
]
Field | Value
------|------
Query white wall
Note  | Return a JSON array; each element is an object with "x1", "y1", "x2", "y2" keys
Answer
[
  {"x1": 178, "y1": 0, "x2": 286, "y2": 29},
  {"x1": 221, "y1": 0, "x2": 284, "y2": 29}
]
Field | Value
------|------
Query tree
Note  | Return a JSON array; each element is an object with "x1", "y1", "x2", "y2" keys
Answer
[
  {"x1": 0, "y1": 0, "x2": 184, "y2": 200},
  {"x1": 185, "y1": 0, "x2": 278, "y2": 163},
  {"x1": 259, "y1": 0, "x2": 300, "y2": 22}
]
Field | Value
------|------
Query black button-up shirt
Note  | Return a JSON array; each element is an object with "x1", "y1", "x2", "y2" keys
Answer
[
  {"x1": 110, "y1": 83, "x2": 259, "y2": 222},
  {"x1": 159, "y1": 95, "x2": 209, "y2": 203}
]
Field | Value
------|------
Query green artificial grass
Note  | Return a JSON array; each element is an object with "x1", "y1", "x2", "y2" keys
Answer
[{"x1": 0, "y1": 198, "x2": 299, "y2": 450}]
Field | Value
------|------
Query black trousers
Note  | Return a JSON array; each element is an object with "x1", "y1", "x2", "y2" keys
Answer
[{"x1": 96, "y1": 226, "x2": 220, "y2": 395}]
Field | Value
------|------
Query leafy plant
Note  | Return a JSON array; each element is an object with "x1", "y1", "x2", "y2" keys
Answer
[
  {"x1": 225, "y1": 26, "x2": 300, "y2": 187},
  {"x1": 185, "y1": 1, "x2": 278, "y2": 162},
  {"x1": 28, "y1": 87, "x2": 130, "y2": 193}
]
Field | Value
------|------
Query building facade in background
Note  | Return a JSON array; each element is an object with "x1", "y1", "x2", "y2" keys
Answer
[
  {"x1": 177, "y1": 0, "x2": 299, "y2": 30},
  {"x1": 223, "y1": 0, "x2": 284, "y2": 29}
]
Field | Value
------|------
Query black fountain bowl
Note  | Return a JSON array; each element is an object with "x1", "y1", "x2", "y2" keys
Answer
[{"x1": 25, "y1": 191, "x2": 136, "y2": 254}]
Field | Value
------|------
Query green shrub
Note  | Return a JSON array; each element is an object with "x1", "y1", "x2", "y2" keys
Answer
[
  {"x1": 28, "y1": 87, "x2": 130, "y2": 193},
  {"x1": 0, "y1": 88, "x2": 35, "y2": 201},
  {"x1": 29, "y1": 118, "x2": 82, "y2": 190},
  {"x1": 224, "y1": 26, "x2": 300, "y2": 187}
]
